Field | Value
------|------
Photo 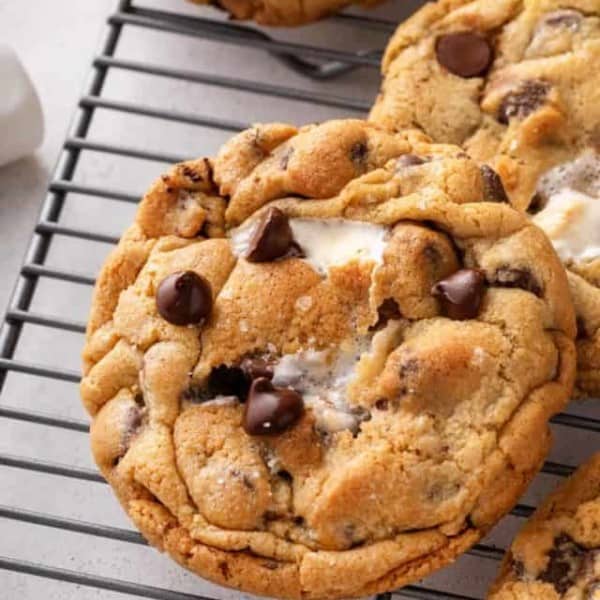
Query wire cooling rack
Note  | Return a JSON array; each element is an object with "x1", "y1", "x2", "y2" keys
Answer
[{"x1": 0, "y1": 1, "x2": 598, "y2": 598}]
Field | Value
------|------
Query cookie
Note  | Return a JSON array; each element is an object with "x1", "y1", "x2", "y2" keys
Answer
[
  {"x1": 489, "y1": 453, "x2": 600, "y2": 599},
  {"x1": 189, "y1": 0, "x2": 382, "y2": 26},
  {"x1": 81, "y1": 119, "x2": 576, "y2": 599},
  {"x1": 369, "y1": 0, "x2": 600, "y2": 396}
]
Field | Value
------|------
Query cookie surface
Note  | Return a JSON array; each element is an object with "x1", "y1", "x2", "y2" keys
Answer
[
  {"x1": 81, "y1": 119, "x2": 576, "y2": 599},
  {"x1": 489, "y1": 453, "x2": 600, "y2": 599},
  {"x1": 370, "y1": 0, "x2": 600, "y2": 396},
  {"x1": 188, "y1": 0, "x2": 382, "y2": 25}
]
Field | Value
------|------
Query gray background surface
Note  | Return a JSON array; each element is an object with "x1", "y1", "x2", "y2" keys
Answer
[{"x1": 0, "y1": 1, "x2": 596, "y2": 599}]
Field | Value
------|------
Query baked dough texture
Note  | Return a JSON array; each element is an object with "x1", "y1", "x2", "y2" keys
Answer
[
  {"x1": 369, "y1": 0, "x2": 600, "y2": 397},
  {"x1": 489, "y1": 453, "x2": 600, "y2": 599}
]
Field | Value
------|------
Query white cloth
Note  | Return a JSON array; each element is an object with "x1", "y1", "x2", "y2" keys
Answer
[{"x1": 0, "y1": 44, "x2": 44, "y2": 167}]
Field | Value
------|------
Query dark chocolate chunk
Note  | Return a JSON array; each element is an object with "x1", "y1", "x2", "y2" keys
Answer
[
  {"x1": 243, "y1": 377, "x2": 304, "y2": 435},
  {"x1": 539, "y1": 535, "x2": 586, "y2": 595},
  {"x1": 480, "y1": 165, "x2": 509, "y2": 203},
  {"x1": 492, "y1": 267, "x2": 543, "y2": 297},
  {"x1": 246, "y1": 207, "x2": 301, "y2": 263},
  {"x1": 431, "y1": 269, "x2": 487, "y2": 320},
  {"x1": 156, "y1": 271, "x2": 213, "y2": 326},
  {"x1": 498, "y1": 80, "x2": 550, "y2": 124},
  {"x1": 435, "y1": 32, "x2": 493, "y2": 78}
]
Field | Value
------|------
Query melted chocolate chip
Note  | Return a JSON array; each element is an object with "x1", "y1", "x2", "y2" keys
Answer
[
  {"x1": 435, "y1": 32, "x2": 493, "y2": 78},
  {"x1": 114, "y1": 405, "x2": 143, "y2": 466},
  {"x1": 374, "y1": 398, "x2": 389, "y2": 411},
  {"x1": 480, "y1": 165, "x2": 509, "y2": 203},
  {"x1": 156, "y1": 271, "x2": 212, "y2": 326},
  {"x1": 350, "y1": 141, "x2": 368, "y2": 167},
  {"x1": 492, "y1": 267, "x2": 543, "y2": 297},
  {"x1": 396, "y1": 154, "x2": 427, "y2": 169},
  {"x1": 277, "y1": 470, "x2": 293, "y2": 483},
  {"x1": 498, "y1": 80, "x2": 550, "y2": 124},
  {"x1": 246, "y1": 207, "x2": 301, "y2": 263},
  {"x1": 243, "y1": 377, "x2": 304, "y2": 435},
  {"x1": 527, "y1": 191, "x2": 549, "y2": 214},
  {"x1": 432, "y1": 269, "x2": 486, "y2": 320},
  {"x1": 539, "y1": 535, "x2": 586, "y2": 595}
]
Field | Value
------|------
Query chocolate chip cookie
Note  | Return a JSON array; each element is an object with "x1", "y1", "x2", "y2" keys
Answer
[
  {"x1": 369, "y1": 0, "x2": 600, "y2": 396},
  {"x1": 81, "y1": 119, "x2": 576, "y2": 599},
  {"x1": 489, "y1": 453, "x2": 600, "y2": 599},
  {"x1": 189, "y1": 0, "x2": 382, "y2": 25}
]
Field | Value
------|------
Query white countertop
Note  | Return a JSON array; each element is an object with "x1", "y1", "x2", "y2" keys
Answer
[{"x1": 0, "y1": 0, "x2": 114, "y2": 315}]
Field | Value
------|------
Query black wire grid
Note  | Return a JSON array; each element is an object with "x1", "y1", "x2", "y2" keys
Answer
[{"x1": 0, "y1": 1, "x2": 598, "y2": 599}]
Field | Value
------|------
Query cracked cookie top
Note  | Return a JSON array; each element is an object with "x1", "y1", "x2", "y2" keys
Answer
[
  {"x1": 370, "y1": 0, "x2": 600, "y2": 212},
  {"x1": 81, "y1": 119, "x2": 576, "y2": 599},
  {"x1": 188, "y1": 0, "x2": 382, "y2": 26},
  {"x1": 489, "y1": 453, "x2": 600, "y2": 600}
]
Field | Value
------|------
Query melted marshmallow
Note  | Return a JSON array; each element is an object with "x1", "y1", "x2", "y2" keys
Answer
[
  {"x1": 534, "y1": 153, "x2": 600, "y2": 262},
  {"x1": 271, "y1": 346, "x2": 366, "y2": 434},
  {"x1": 231, "y1": 217, "x2": 387, "y2": 274}
]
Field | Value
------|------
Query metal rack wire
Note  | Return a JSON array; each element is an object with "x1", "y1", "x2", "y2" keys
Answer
[{"x1": 0, "y1": 1, "x2": 598, "y2": 598}]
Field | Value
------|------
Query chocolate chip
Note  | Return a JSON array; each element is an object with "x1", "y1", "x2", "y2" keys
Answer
[
  {"x1": 542, "y1": 9, "x2": 582, "y2": 29},
  {"x1": 435, "y1": 32, "x2": 493, "y2": 78},
  {"x1": 350, "y1": 141, "x2": 368, "y2": 167},
  {"x1": 246, "y1": 207, "x2": 301, "y2": 263},
  {"x1": 370, "y1": 298, "x2": 402, "y2": 331},
  {"x1": 498, "y1": 80, "x2": 550, "y2": 124},
  {"x1": 432, "y1": 269, "x2": 486, "y2": 320},
  {"x1": 480, "y1": 165, "x2": 509, "y2": 203},
  {"x1": 396, "y1": 154, "x2": 427, "y2": 170},
  {"x1": 539, "y1": 535, "x2": 586, "y2": 595},
  {"x1": 527, "y1": 191, "x2": 549, "y2": 214},
  {"x1": 492, "y1": 267, "x2": 543, "y2": 297},
  {"x1": 156, "y1": 271, "x2": 212, "y2": 326},
  {"x1": 243, "y1": 377, "x2": 304, "y2": 435}
]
